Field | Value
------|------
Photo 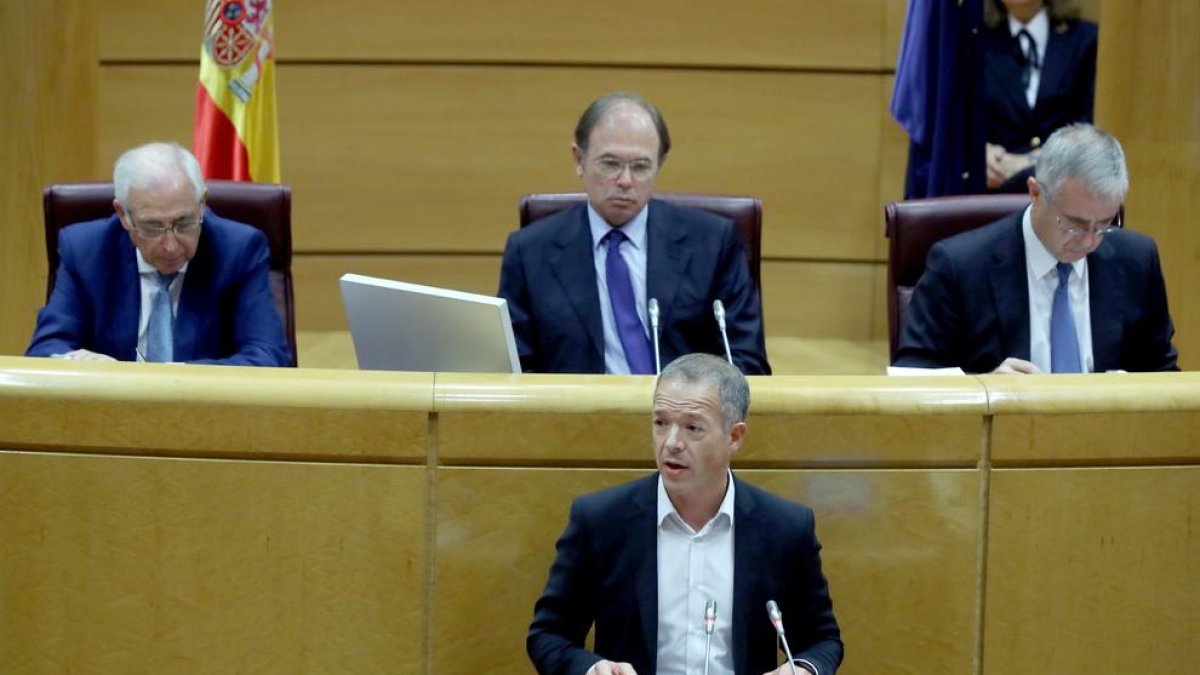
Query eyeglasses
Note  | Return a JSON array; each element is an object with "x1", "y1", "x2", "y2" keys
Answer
[
  {"x1": 128, "y1": 213, "x2": 203, "y2": 239},
  {"x1": 591, "y1": 156, "x2": 657, "y2": 181},
  {"x1": 1043, "y1": 193, "x2": 1122, "y2": 238},
  {"x1": 1056, "y1": 210, "x2": 1122, "y2": 239}
]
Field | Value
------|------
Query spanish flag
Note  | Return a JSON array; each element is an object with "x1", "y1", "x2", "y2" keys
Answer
[{"x1": 193, "y1": 0, "x2": 280, "y2": 183}]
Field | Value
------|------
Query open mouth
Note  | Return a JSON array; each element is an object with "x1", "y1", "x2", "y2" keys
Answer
[{"x1": 662, "y1": 459, "x2": 688, "y2": 474}]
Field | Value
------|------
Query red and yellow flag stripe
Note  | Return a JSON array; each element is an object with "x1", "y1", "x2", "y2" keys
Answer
[{"x1": 193, "y1": 0, "x2": 279, "y2": 183}]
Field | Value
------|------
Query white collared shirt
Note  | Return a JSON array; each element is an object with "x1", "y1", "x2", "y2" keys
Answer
[
  {"x1": 588, "y1": 203, "x2": 650, "y2": 374},
  {"x1": 135, "y1": 249, "x2": 188, "y2": 362},
  {"x1": 1008, "y1": 8, "x2": 1050, "y2": 109},
  {"x1": 1023, "y1": 207, "x2": 1093, "y2": 372},
  {"x1": 656, "y1": 473, "x2": 735, "y2": 675}
]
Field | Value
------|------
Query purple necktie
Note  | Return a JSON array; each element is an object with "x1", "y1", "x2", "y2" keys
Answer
[
  {"x1": 1050, "y1": 262, "x2": 1082, "y2": 373},
  {"x1": 604, "y1": 230, "x2": 654, "y2": 374}
]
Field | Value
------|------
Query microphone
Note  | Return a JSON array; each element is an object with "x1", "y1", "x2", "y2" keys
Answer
[
  {"x1": 703, "y1": 599, "x2": 717, "y2": 675},
  {"x1": 648, "y1": 297, "x2": 662, "y2": 375},
  {"x1": 766, "y1": 600, "x2": 800, "y2": 675},
  {"x1": 712, "y1": 300, "x2": 733, "y2": 366}
]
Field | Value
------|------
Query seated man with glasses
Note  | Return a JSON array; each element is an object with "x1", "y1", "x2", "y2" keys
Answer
[
  {"x1": 498, "y1": 92, "x2": 770, "y2": 375},
  {"x1": 26, "y1": 141, "x2": 291, "y2": 366},
  {"x1": 894, "y1": 123, "x2": 1177, "y2": 373}
]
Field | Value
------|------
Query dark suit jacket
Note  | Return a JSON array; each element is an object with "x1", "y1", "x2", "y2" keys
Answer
[
  {"x1": 26, "y1": 208, "x2": 291, "y2": 366},
  {"x1": 984, "y1": 19, "x2": 1097, "y2": 192},
  {"x1": 527, "y1": 474, "x2": 842, "y2": 675},
  {"x1": 498, "y1": 200, "x2": 770, "y2": 374},
  {"x1": 894, "y1": 211, "x2": 1178, "y2": 373}
]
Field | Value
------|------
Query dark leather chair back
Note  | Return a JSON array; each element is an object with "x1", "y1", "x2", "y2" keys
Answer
[
  {"x1": 42, "y1": 180, "x2": 297, "y2": 366},
  {"x1": 518, "y1": 192, "x2": 763, "y2": 297},
  {"x1": 885, "y1": 194, "x2": 1030, "y2": 358}
]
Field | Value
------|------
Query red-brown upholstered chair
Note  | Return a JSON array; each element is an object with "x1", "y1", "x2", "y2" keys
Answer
[
  {"x1": 42, "y1": 180, "x2": 297, "y2": 366},
  {"x1": 884, "y1": 194, "x2": 1031, "y2": 359},
  {"x1": 518, "y1": 192, "x2": 763, "y2": 298}
]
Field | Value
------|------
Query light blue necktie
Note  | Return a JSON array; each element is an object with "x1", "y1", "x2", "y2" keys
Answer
[
  {"x1": 1050, "y1": 262, "x2": 1082, "y2": 373},
  {"x1": 145, "y1": 272, "x2": 177, "y2": 363}
]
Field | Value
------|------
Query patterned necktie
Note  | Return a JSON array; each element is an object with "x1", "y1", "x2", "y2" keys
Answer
[
  {"x1": 603, "y1": 230, "x2": 654, "y2": 374},
  {"x1": 1050, "y1": 262, "x2": 1082, "y2": 373},
  {"x1": 145, "y1": 272, "x2": 177, "y2": 363}
]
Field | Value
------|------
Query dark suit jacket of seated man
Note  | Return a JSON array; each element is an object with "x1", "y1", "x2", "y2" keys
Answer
[
  {"x1": 498, "y1": 91, "x2": 769, "y2": 375},
  {"x1": 894, "y1": 211, "x2": 1177, "y2": 373},
  {"x1": 27, "y1": 208, "x2": 291, "y2": 367},
  {"x1": 499, "y1": 198, "x2": 770, "y2": 375}
]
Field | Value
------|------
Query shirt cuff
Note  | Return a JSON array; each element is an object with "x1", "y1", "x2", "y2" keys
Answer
[{"x1": 794, "y1": 658, "x2": 819, "y2": 675}]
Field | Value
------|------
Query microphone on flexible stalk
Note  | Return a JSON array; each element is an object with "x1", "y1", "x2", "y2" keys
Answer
[
  {"x1": 648, "y1": 297, "x2": 662, "y2": 375},
  {"x1": 766, "y1": 600, "x2": 800, "y2": 675},
  {"x1": 702, "y1": 599, "x2": 717, "y2": 675},
  {"x1": 712, "y1": 300, "x2": 733, "y2": 366}
]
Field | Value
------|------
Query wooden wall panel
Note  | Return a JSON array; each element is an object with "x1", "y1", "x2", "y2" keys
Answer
[
  {"x1": 984, "y1": 467, "x2": 1200, "y2": 675},
  {"x1": 433, "y1": 468, "x2": 981, "y2": 675},
  {"x1": 291, "y1": 255, "x2": 883, "y2": 340},
  {"x1": 100, "y1": 0, "x2": 894, "y2": 70},
  {"x1": 99, "y1": 64, "x2": 889, "y2": 260},
  {"x1": 1096, "y1": 1, "x2": 1200, "y2": 370},
  {"x1": 0, "y1": 0, "x2": 97, "y2": 356},
  {"x1": 0, "y1": 452, "x2": 426, "y2": 675}
]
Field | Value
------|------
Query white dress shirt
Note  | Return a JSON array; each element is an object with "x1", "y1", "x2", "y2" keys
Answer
[
  {"x1": 1022, "y1": 207, "x2": 1093, "y2": 372},
  {"x1": 656, "y1": 473, "x2": 735, "y2": 675},
  {"x1": 135, "y1": 249, "x2": 188, "y2": 362},
  {"x1": 1009, "y1": 8, "x2": 1050, "y2": 109},
  {"x1": 588, "y1": 203, "x2": 651, "y2": 374}
]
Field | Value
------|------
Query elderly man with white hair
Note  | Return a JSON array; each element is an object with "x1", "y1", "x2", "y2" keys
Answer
[{"x1": 27, "y1": 141, "x2": 291, "y2": 366}]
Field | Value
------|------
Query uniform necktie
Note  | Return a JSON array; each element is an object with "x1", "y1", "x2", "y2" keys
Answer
[
  {"x1": 1016, "y1": 29, "x2": 1040, "y2": 91},
  {"x1": 145, "y1": 272, "x2": 177, "y2": 363},
  {"x1": 1050, "y1": 262, "x2": 1082, "y2": 373},
  {"x1": 603, "y1": 230, "x2": 653, "y2": 374}
]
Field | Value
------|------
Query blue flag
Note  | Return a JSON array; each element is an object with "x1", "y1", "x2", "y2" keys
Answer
[{"x1": 891, "y1": 0, "x2": 986, "y2": 198}]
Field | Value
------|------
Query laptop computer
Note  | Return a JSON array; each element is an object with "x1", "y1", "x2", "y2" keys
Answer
[{"x1": 339, "y1": 273, "x2": 521, "y2": 373}]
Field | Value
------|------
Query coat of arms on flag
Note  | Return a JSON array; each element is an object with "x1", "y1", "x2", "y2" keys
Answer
[{"x1": 194, "y1": 0, "x2": 280, "y2": 183}]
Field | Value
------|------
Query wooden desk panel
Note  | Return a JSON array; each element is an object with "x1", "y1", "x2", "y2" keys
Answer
[
  {"x1": 983, "y1": 374, "x2": 1200, "y2": 464},
  {"x1": 432, "y1": 467, "x2": 980, "y2": 675},
  {"x1": 745, "y1": 469, "x2": 980, "y2": 675},
  {"x1": 0, "y1": 357, "x2": 431, "y2": 461},
  {"x1": 432, "y1": 467, "x2": 643, "y2": 675},
  {"x1": 0, "y1": 452, "x2": 425, "y2": 675},
  {"x1": 984, "y1": 467, "x2": 1200, "y2": 675}
]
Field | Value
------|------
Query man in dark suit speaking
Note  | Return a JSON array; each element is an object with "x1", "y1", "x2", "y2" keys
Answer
[
  {"x1": 528, "y1": 353, "x2": 842, "y2": 675},
  {"x1": 498, "y1": 93, "x2": 770, "y2": 374},
  {"x1": 26, "y1": 141, "x2": 291, "y2": 366},
  {"x1": 895, "y1": 124, "x2": 1177, "y2": 373}
]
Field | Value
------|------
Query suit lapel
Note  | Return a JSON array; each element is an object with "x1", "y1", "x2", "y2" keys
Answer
[
  {"x1": 988, "y1": 216, "x2": 1032, "y2": 360},
  {"x1": 113, "y1": 237, "x2": 142, "y2": 361},
  {"x1": 630, "y1": 476, "x2": 660, "y2": 667},
  {"x1": 1087, "y1": 241, "x2": 1124, "y2": 372},
  {"x1": 174, "y1": 222, "x2": 216, "y2": 362},
  {"x1": 1036, "y1": 26, "x2": 1071, "y2": 112},
  {"x1": 548, "y1": 209, "x2": 604, "y2": 361},
  {"x1": 646, "y1": 201, "x2": 690, "y2": 329},
  {"x1": 731, "y1": 476, "x2": 759, "y2": 675}
]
